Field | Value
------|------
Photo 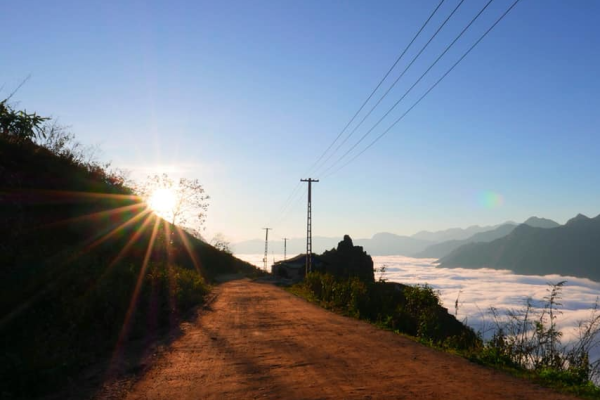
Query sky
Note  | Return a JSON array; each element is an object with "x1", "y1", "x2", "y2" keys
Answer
[{"x1": 3, "y1": 0, "x2": 600, "y2": 242}]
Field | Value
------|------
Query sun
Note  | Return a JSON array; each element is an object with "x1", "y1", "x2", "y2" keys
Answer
[{"x1": 148, "y1": 188, "x2": 176, "y2": 218}]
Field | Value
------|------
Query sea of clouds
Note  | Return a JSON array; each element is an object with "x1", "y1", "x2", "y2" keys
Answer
[{"x1": 236, "y1": 254, "x2": 600, "y2": 346}]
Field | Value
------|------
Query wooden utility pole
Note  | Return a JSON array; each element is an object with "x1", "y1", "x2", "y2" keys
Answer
[
  {"x1": 283, "y1": 238, "x2": 288, "y2": 260},
  {"x1": 300, "y1": 178, "x2": 318, "y2": 275},
  {"x1": 262, "y1": 228, "x2": 271, "y2": 271}
]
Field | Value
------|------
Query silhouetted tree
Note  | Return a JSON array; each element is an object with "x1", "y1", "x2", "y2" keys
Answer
[
  {"x1": 0, "y1": 99, "x2": 49, "y2": 142},
  {"x1": 137, "y1": 173, "x2": 210, "y2": 230},
  {"x1": 211, "y1": 233, "x2": 232, "y2": 254}
]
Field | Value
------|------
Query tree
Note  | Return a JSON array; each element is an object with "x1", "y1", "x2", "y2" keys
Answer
[
  {"x1": 0, "y1": 99, "x2": 49, "y2": 142},
  {"x1": 137, "y1": 173, "x2": 210, "y2": 231},
  {"x1": 211, "y1": 233, "x2": 232, "y2": 254}
]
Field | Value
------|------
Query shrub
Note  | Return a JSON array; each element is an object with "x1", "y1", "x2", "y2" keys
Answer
[
  {"x1": 0, "y1": 99, "x2": 48, "y2": 142},
  {"x1": 299, "y1": 272, "x2": 479, "y2": 349},
  {"x1": 0, "y1": 257, "x2": 209, "y2": 397}
]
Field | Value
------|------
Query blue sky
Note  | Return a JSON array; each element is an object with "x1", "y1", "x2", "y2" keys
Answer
[{"x1": 3, "y1": 0, "x2": 600, "y2": 242}]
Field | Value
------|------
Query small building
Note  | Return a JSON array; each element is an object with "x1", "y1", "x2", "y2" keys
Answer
[{"x1": 271, "y1": 253, "x2": 323, "y2": 281}]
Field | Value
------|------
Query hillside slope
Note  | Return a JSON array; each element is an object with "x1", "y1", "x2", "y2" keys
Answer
[
  {"x1": 0, "y1": 136, "x2": 259, "y2": 397},
  {"x1": 439, "y1": 214, "x2": 600, "y2": 281}
]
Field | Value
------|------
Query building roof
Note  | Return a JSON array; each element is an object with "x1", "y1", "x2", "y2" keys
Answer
[{"x1": 273, "y1": 253, "x2": 322, "y2": 266}]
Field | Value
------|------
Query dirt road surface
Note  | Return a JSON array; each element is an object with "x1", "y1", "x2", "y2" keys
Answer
[{"x1": 110, "y1": 279, "x2": 575, "y2": 400}]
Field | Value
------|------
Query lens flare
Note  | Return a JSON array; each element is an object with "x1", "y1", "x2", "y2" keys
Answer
[{"x1": 478, "y1": 191, "x2": 504, "y2": 209}]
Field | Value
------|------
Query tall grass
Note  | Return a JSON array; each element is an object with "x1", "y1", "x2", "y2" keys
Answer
[{"x1": 473, "y1": 281, "x2": 600, "y2": 396}]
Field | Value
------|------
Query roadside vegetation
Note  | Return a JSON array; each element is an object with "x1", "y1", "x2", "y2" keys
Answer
[
  {"x1": 0, "y1": 99, "x2": 259, "y2": 398},
  {"x1": 291, "y1": 272, "x2": 600, "y2": 398},
  {"x1": 471, "y1": 281, "x2": 600, "y2": 398},
  {"x1": 290, "y1": 271, "x2": 480, "y2": 350}
]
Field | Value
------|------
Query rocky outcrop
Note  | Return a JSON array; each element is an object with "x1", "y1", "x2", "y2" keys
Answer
[{"x1": 319, "y1": 235, "x2": 374, "y2": 282}]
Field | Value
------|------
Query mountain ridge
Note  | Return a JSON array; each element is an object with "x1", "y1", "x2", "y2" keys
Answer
[
  {"x1": 413, "y1": 223, "x2": 516, "y2": 259},
  {"x1": 411, "y1": 223, "x2": 515, "y2": 243},
  {"x1": 438, "y1": 213, "x2": 600, "y2": 282},
  {"x1": 414, "y1": 217, "x2": 560, "y2": 259},
  {"x1": 233, "y1": 217, "x2": 560, "y2": 258}
]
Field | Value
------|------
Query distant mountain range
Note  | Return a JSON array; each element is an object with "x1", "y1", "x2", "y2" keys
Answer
[
  {"x1": 354, "y1": 233, "x2": 432, "y2": 256},
  {"x1": 412, "y1": 223, "x2": 514, "y2": 243},
  {"x1": 413, "y1": 223, "x2": 517, "y2": 259},
  {"x1": 233, "y1": 216, "x2": 562, "y2": 258},
  {"x1": 414, "y1": 217, "x2": 560, "y2": 259},
  {"x1": 234, "y1": 214, "x2": 600, "y2": 282},
  {"x1": 438, "y1": 214, "x2": 600, "y2": 282},
  {"x1": 233, "y1": 233, "x2": 433, "y2": 257}
]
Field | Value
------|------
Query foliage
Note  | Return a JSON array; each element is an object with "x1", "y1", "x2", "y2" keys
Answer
[
  {"x1": 136, "y1": 173, "x2": 210, "y2": 229},
  {"x1": 473, "y1": 281, "x2": 600, "y2": 394},
  {"x1": 211, "y1": 233, "x2": 232, "y2": 254},
  {"x1": 299, "y1": 272, "x2": 480, "y2": 349},
  {"x1": 0, "y1": 99, "x2": 49, "y2": 142},
  {"x1": 0, "y1": 127, "x2": 259, "y2": 398},
  {"x1": 37, "y1": 121, "x2": 129, "y2": 187},
  {"x1": 298, "y1": 274, "x2": 600, "y2": 396},
  {"x1": 0, "y1": 254, "x2": 208, "y2": 398},
  {"x1": 375, "y1": 264, "x2": 388, "y2": 282}
]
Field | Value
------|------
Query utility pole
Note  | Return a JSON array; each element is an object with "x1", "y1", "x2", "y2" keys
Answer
[
  {"x1": 262, "y1": 228, "x2": 271, "y2": 271},
  {"x1": 283, "y1": 238, "x2": 288, "y2": 261},
  {"x1": 300, "y1": 178, "x2": 319, "y2": 275}
]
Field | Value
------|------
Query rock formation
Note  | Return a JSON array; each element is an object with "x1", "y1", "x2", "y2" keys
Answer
[{"x1": 319, "y1": 235, "x2": 374, "y2": 282}]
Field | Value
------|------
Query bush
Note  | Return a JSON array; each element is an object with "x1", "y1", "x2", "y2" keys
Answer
[
  {"x1": 0, "y1": 99, "x2": 48, "y2": 142},
  {"x1": 0, "y1": 253, "x2": 209, "y2": 397},
  {"x1": 299, "y1": 272, "x2": 480, "y2": 349}
]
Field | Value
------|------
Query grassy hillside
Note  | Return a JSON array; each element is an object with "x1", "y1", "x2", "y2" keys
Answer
[{"x1": 0, "y1": 134, "x2": 260, "y2": 398}]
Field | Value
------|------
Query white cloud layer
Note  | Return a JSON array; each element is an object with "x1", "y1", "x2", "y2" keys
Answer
[{"x1": 375, "y1": 256, "x2": 600, "y2": 342}]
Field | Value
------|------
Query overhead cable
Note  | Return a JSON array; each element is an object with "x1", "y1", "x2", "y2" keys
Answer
[
  {"x1": 321, "y1": 0, "x2": 496, "y2": 176},
  {"x1": 305, "y1": 0, "x2": 447, "y2": 177},
  {"x1": 315, "y1": 0, "x2": 465, "y2": 175},
  {"x1": 324, "y1": 0, "x2": 522, "y2": 178}
]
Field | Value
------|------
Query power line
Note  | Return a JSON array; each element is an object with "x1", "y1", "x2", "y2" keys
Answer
[
  {"x1": 266, "y1": 0, "x2": 446, "y2": 231},
  {"x1": 320, "y1": 0, "x2": 496, "y2": 177},
  {"x1": 265, "y1": 0, "x2": 522, "y2": 247},
  {"x1": 271, "y1": 186, "x2": 307, "y2": 229},
  {"x1": 314, "y1": 0, "x2": 465, "y2": 176},
  {"x1": 265, "y1": 0, "x2": 447, "y2": 241},
  {"x1": 267, "y1": 181, "x2": 302, "y2": 227},
  {"x1": 304, "y1": 0, "x2": 447, "y2": 177},
  {"x1": 324, "y1": 0, "x2": 522, "y2": 178}
]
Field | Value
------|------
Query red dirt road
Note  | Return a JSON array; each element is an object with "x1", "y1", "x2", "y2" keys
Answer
[{"x1": 113, "y1": 279, "x2": 575, "y2": 400}]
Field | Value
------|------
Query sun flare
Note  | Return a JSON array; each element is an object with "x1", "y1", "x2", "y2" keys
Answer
[{"x1": 148, "y1": 188, "x2": 176, "y2": 218}]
